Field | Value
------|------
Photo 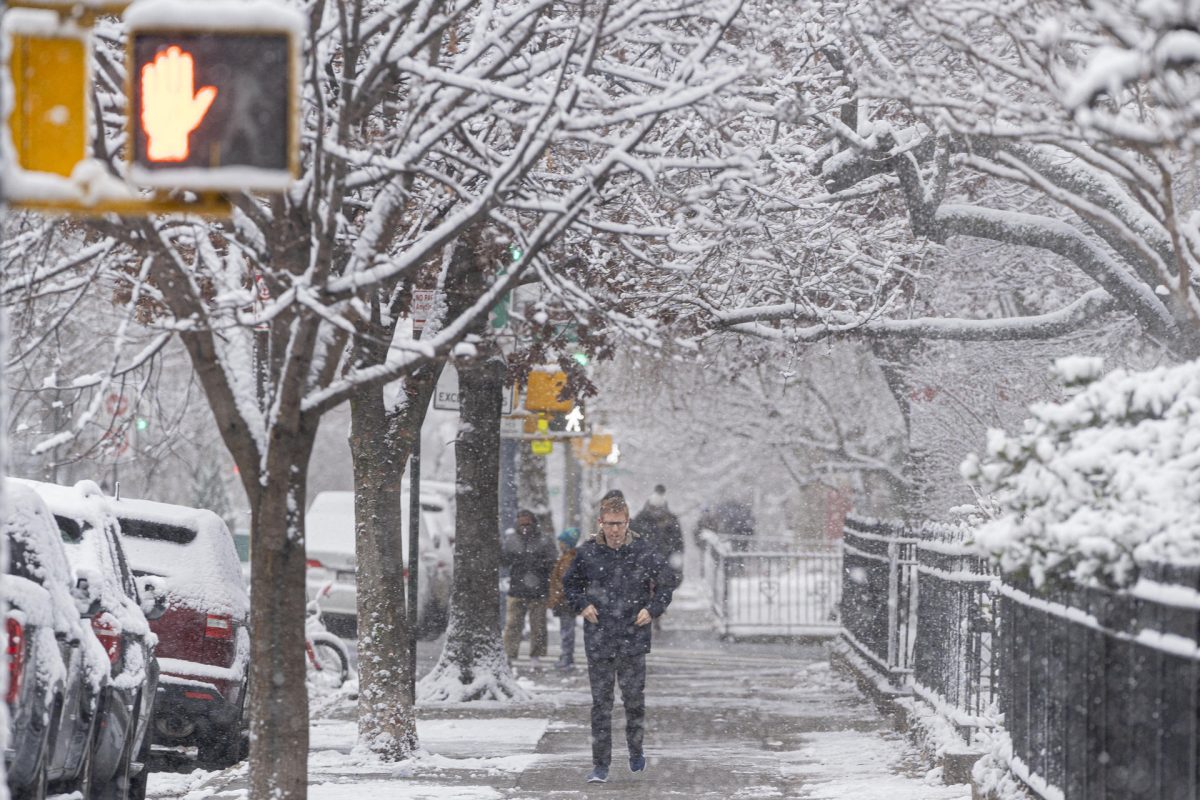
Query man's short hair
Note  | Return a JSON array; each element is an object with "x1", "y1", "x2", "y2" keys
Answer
[{"x1": 598, "y1": 495, "x2": 629, "y2": 518}]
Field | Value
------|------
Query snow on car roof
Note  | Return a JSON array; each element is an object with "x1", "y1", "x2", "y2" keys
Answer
[
  {"x1": 2, "y1": 482, "x2": 84, "y2": 635},
  {"x1": 109, "y1": 494, "x2": 249, "y2": 618},
  {"x1": 12, "y1": 478, "x2": 154, "y2": 641},
  {"x1": 306, "y1": 486, "x2": 444, "y2": 557}
]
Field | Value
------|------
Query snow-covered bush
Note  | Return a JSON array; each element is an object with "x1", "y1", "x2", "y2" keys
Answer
[{"x1": 962, "y1": 357, "x2": 1200, "y2": 590}]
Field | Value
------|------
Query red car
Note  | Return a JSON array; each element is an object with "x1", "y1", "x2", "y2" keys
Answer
[{"x1": 110, "y1": 495, "x2": 250, "y2": 767}]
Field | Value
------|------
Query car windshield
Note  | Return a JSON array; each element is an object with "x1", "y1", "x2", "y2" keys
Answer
[{"x1": 118, "y1": 517, "x2": 197, "y2": 545}]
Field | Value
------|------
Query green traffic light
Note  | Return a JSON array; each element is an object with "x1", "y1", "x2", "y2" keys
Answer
[
  {"x1": 508, "y1": 243, "x2": 523, "y2": 262},
  {"x1": 573, "y1": 352, "x2": 589, "y2": 366},
  {"x1": 135, "y1": 417, "x2": 149, "y2": 431}
]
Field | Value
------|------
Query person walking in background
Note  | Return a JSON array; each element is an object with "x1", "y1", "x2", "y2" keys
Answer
[
  {"x1": 633, "y1": 485, "x2": 685, "y2": 631},
  {"x1": 547, "y1": 526, "x2": 582, "y2": 671},
  {"x1": 563, "y1": 495, "x2": 678, "y2": 784},
  {"x1": 501, "y1": 509, "x2": 557, "y2": 667},
  {"x1": 633, "y1": 484, "x2": 685, "y2": 583}
]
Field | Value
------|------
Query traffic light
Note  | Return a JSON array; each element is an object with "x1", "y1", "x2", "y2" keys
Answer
[
  {"x1": 525, "y1": 370, "x2": 573, "y2": 413},
  {"x1": 125, "y1": 8, "x2": 302, "y2": 191},
  {"x1": 135, "y1": 417, "x2": 149, "y2": 432},
  {"x1": 4, "y1": 11, "x2": 89, "y2": 178}
]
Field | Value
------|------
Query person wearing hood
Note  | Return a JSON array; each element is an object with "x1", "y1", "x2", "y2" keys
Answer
[
  {"x1": 501, "y1": 509, "x2": 558, "y2": 666},
  {"x1": 562, "y1": 494, "x2": 678, "y2": 783}
]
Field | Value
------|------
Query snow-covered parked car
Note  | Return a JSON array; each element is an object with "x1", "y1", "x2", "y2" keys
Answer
[
  {"x1": 305, "y1": 481, "x2": 454, "y2": 639},
  {"x1": 2, "y1": 482, "x2": 109, "y2": 800},
  {"x1": 18, "y1": 477, "x2": 161, "y2": 800},
  {"x1": 109, "y1": 495, "x2": 250, "y2": 767}
]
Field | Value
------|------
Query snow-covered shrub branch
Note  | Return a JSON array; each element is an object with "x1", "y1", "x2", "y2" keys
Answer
[{"x1": 964, "y1": 357, "x2": 1200, "y2": 590}]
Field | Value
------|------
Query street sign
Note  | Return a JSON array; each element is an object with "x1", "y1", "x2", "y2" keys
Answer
[
  {"x1": 411, "y1": 289, "x2": 437, "y2": 334},
  {"x1": 500, "y1": 416, "x2": 525, "y2": 439},
  {"x1": 4, "y1": 11, "x2": 88, "y2": 177},
  {"x1": 124, "y1": 1, "x2": 303, "y2": 191},
  {"x1": 105, "y1": 393, "x2": 129, "y2": 416},
  {"x1": 433, "y1": 366, "x2": 517, "y2": 413}
]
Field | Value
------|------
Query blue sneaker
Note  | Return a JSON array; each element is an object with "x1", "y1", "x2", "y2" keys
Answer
[
  {"x1": 629, "y1": 754, "x2": 646, "y2": 773},
  {"x1": 586, "y1": 766, "x2": 609, "y2": 783}
]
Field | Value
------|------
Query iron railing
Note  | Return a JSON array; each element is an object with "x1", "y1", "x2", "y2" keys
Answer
[
  {"x1": 997, "y1": 567, "x2": 1200, "y2": 800},
  {"x1": 699, "y1": 531, "x2": 841, "y2": 638},
  {"x1": 912, "y1": 540, "x2": 1000, "y2": 732},
  {"x1": 841, "y1": 517, "x2": 918, "y2": 685},
  {"x1": 838, "y1": 514, "x2": 1200, "y2": 800}
]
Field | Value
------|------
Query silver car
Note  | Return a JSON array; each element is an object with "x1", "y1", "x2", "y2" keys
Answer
[{"x1": 304, "y1": 481, "x2": 455, "y2": 639}]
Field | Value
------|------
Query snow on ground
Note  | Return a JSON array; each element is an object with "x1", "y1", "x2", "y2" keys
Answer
[
  {"x1": 308, "y1": 782, "x2": 501, "y2": 799},
  {"x1": 782, "y1": 730, "x2": 969, "y2": 799},
  {"x1": 148, "y1": 599, "x2": 974, "y2": 799}
]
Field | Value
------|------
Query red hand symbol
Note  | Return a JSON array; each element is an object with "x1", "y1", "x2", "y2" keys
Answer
[{"x1": 140, "y1": 46, "x2": 217, "y2": 162}]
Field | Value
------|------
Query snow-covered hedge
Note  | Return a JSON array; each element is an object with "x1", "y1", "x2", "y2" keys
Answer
[{"x1": 962, "y1": 357, "x2": 1200, "y2": 590}]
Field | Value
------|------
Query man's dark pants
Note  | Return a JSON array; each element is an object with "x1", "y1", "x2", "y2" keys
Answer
[{"x1": 587, "y1": 654, "x2": 646, "y2": 767}]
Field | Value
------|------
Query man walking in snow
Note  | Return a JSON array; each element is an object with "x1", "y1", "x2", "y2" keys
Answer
[
  {"x1": 563, "y1": 494, "x2": 677, "y2": 783},
  {"x1": 501, "y1": 509, "x2": 558, "y2": 666}
]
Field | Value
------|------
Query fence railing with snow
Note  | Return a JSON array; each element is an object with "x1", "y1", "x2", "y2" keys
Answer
[
  {"x1": 840, "y1": 514, "x2": 1200, "y2": 800},
  {"x1": 698, "y1": 530, "x2": 841, "y2": 638}
]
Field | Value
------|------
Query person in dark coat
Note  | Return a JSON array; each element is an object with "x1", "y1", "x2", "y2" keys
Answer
[
  {"x1": 632, "y1": 484, "x2": 685, "y2": 582},
  {"x1": 562, "y1": 494, "x2": 677, "y2": 784},
  {"x1": 501, "y1": 509, "x2": 558, "y2": 664}
]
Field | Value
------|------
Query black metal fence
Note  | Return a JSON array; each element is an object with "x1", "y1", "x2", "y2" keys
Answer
[
  {"x1": 841, "y1": 517, "x2": 917, "y2": 684},
  {"x1": 912, "y1": 539, "x2": 999, "y2": 731},
  {"x1": 840, "y1": 514, "x2": 1200, "y2": 800},
  {"x1": 998, "y1": 567, "x2": 1200, "y2": 800}
]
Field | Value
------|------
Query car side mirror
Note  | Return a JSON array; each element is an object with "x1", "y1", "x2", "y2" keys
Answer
[
  {"x1": 72, "y1": 570, "x2": 103, "y2": 617},
  {"x1": 139, "y1": 576, "x2": 169, "y2": 621}
]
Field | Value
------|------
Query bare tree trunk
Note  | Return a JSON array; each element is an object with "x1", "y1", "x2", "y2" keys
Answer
[
  {"x1": 418, "y1": 346, "x2": 526, "y2": 701},
  {"x1": 247, "y1": 429, "x2": 316, "y2": 799},
  {"x1": 868, "y1": 340, "x2": 925, "y2": 520},
  {"x1": 517, "y1": 445, "x2": 553, "y2": 534},
  {"x1": 350, "y1": 361, "x2": 442, "y2": 758}
]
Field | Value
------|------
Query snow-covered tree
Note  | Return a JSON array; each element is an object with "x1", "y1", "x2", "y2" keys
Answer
[{"x1": 0, "y1": 0, "x2": 747, "y2": 792}]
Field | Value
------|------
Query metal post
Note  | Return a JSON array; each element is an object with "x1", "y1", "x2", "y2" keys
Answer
[
  {"x1": 408, "y1": 436, "x2": 420, "y2": 700},
  {"x1": 564, "y1": 440, "x2": 582, "y2": 531}
]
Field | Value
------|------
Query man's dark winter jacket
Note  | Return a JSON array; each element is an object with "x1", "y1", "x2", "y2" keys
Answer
[
  {"x1": 562, "y1": 536, "x2": 677, "y2": 660},
  {"x1": 501, "y1": 530, "x2": 558, "y2": 599}
]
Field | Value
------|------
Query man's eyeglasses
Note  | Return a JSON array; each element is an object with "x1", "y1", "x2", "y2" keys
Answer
[{"x1": 600, "y1": 520, "x2": 628, "y2": 528}]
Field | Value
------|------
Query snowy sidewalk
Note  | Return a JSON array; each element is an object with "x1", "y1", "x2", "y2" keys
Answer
[{"x1": 147, "y1": 588, "x2": 971, "y2": 799}]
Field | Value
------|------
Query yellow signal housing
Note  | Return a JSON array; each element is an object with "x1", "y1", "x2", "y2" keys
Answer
[
  {"x1": 525, "y1": 370, "x2": 572, "y2": 413},
  {"x1": 531, "y1": 439, "x2": 553, "y2": 456},
  {"x1": 8, "y1": 25, "x2": 88, "y2": 177},
  {"x1": 588, "y1": 434, "x2": 613, "y2": 458}
]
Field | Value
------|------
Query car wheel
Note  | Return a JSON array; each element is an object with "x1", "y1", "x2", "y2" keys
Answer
[
  {"x1": 92, "y1": 721, "x2": 134, "y2": 800},
  {"x1": 197, "y1": 725, "x2": 247, "y2": 769}
]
